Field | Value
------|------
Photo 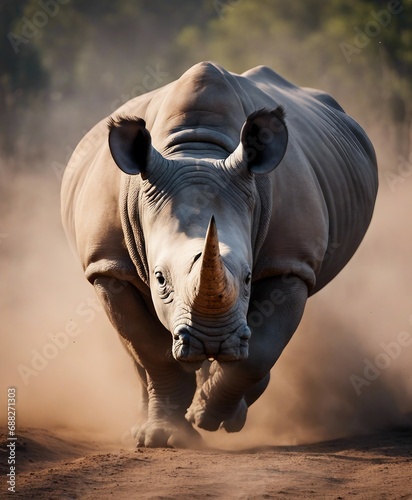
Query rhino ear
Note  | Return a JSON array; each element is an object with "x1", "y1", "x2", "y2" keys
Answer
[
  {"x1": 233, "y1": 107, "x2": 288, "y2": 175},
  {"x1": 108, "y1": 116, "x2": 153, "y2": 176}
]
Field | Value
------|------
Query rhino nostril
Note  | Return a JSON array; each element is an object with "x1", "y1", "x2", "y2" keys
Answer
[
  {"x1": 240, "y1": 325, "x2": 252, "y2": 341},
  {"x1": 174, "y1": 327, "x2": 191, "y2": 344}
]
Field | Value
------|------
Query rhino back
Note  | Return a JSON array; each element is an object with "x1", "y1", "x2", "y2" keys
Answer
[
  {"x1": 144, "y1": 62, "x2": 291, "y2": 158},
  {"x1": 240, "y1": 65, "x2": 378, "y2": 293}
]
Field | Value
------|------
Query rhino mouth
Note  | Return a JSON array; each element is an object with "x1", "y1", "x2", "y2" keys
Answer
[{"x1": 172, "y1": 324, "x2": 251, "y2": 362}]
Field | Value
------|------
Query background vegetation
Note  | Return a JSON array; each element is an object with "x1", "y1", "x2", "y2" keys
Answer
[{"x1": 1, "y1": 0, "x2": 411, "y2": 168}]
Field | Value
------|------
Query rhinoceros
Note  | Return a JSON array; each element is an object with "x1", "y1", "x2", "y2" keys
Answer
[{"x1": 61, "y1": 61, "x2": 378, "y2": 447}]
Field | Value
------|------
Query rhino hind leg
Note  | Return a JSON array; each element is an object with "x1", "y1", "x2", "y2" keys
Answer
[
  {"x1": 220, "y1": 373, "x2": 270, "y2": 432},
  {"x1": 186, "y1": 361, "x2": 258, "y2": 433},
  {"x1": 186, "y1": 387, "x2": 248, "y2": 432},
  {"x1": 186, "y1": 373, "x2": 270, "y2": 433},
  {"x1": 244, "y1": 372, "x2": 271, "y2": 407},
  {"x1": 221, "y1": 373, "x2": 271, "y2": 432},
  {"x1": 186, "y1": 361, "x2": 248, "y2": 432}
]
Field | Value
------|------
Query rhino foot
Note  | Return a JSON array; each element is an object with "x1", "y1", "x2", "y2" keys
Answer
[
  {"x1": 220, "y1": 398, "x2": 248, "y2": 433},
  {"x1": 134, "y1": 419, "x2": 203, "y2": 448},
  {"x1": 186, "y1": 393, "x2": 248, "y2": 433}
]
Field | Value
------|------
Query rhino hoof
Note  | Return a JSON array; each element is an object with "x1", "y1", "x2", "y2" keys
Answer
[
  {"x1": 186, "y1": 405, "x2": 222, "y2": 432},
  {"x1": 135, "y1": 419, "x2": 203, "y2": 449},
  {"x1": 186, "y1": 397, "x2": 248, "y2": 433},
  {"x1": 221, "y1": 398, "x2": 248, "y2": 433}
]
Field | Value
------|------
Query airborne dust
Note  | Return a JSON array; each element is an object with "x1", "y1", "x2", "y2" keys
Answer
[{"x1": 1, "y1": 98, "x2": 411, "y2": 450}]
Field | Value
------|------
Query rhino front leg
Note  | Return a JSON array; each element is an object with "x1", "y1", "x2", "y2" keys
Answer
[
  {"x1": 135, "y1": 367, "x2": 201, "y2": 448},
  {"x1": 186, "y1": 275, "x2": 308, "y2": 432},
  {"x1": 93, "y1": 276, "x2": 201, "y2": 447}
]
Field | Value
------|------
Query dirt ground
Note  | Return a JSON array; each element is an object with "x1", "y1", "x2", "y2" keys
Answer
[{"x1": 1, "y1": 425, "x2": 411, "y2": 499}]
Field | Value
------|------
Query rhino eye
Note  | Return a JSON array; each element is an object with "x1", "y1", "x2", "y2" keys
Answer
[
  {"x1": 245, "y1": 272, "x2": 252, "y2": 286},
  {"x1": 154, "y1": 267, "x2": 173, "y2": 303},
  {"x1": 155, "y1": 271, "x2": 166, "y2": 287}
]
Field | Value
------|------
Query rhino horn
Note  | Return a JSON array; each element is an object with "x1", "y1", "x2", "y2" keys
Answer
[{"x1": 193, "y1": 216, "x2": 237, "y2": 313}]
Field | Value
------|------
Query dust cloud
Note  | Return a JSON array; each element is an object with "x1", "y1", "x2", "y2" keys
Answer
[
  {"x1": 1, "y1": 109, "x2": 411, "y2": 449},
  {"x1": 0, "y1": 164, "x2": 140, "y2": 442}
]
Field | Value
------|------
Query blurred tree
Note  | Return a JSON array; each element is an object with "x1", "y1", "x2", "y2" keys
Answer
[
  {"x1": 0, "y1": 0, "x2": 410, "y2": 162},
  {"x1": 0, "y1": 0, "x2": 49, "y2": 158},
  {"x1": 377, "y1": 0, "x2": 412, "y2": 157},
  {"x1": 176, "y1": 0, "x2": 412, "y2": 161}
]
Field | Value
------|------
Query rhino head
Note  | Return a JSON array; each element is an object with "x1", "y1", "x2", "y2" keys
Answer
[{"x1": 108, "y1": 108, "x2": 287, "y2": 364}]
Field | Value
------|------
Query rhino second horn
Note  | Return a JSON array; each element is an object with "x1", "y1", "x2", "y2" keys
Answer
[{"x1": 193, "y1": 216, "x2": 237, "y2": 313}]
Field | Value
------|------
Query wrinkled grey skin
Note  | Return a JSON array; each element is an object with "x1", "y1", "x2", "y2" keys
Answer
[{"x1": 61, "y1": 62, "x2": 378, "y2": 447}]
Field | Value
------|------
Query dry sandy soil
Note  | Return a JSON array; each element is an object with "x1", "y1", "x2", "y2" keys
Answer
[{"x1": 1, "y1": 425, "x2": 412, "y2": 499}]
